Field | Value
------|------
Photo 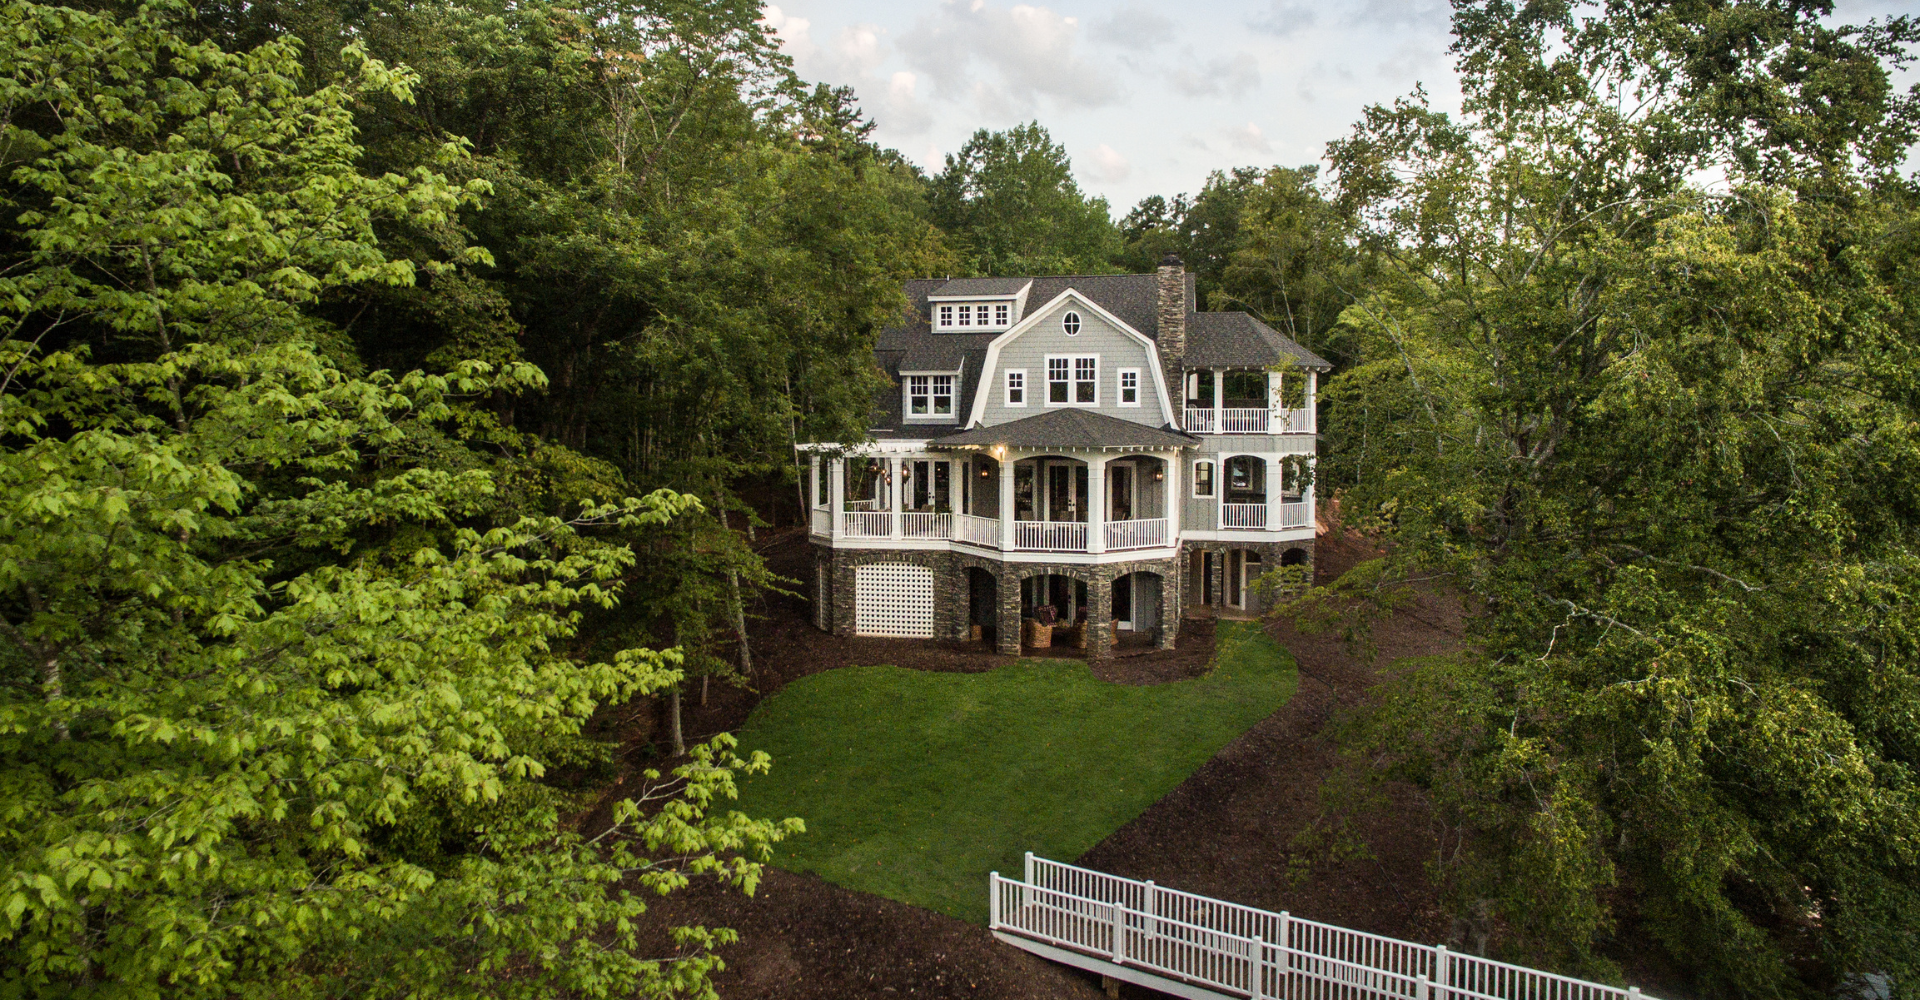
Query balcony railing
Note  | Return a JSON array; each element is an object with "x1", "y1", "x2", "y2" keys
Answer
[
  {"x1": 845, "y1": 498, "x2": 883, "y2": 511},
  {"x1": 1104, "y1": 518, "x2": 1169, "y2": 551},
  {"x1": 901, "y1": 511, "x2": 951, "y2": 539},
  {"x1": 1014, "y1": 520, "x2": 1087, "y2": 553},
  {"x1": 810, "y1": 506, "x2": 830, "y2": 536},
  {"x1": 1222, "y1": 503, "x2": 1268, "y2": 529},
  {"x1": 1279, "y1": 499, "x2": 1312, "y2": 528},
  {"x1": 1182, "y1": 407, "x2": 1316, "y2": 434},
  {"x1": 955, "y1": 513, "x2": 1000, "y2": 548},
  {"x1": 842, "y1": 511, "x2": 891, "y2": 537}
]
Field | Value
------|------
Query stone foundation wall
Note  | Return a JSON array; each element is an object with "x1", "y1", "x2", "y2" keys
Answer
[
  {"x1": 814, "y1": 546, "x2": 966, "y2": 640},
  {"x1": 1179, "y1": 538, "x2": 1314, "y2": 614}
]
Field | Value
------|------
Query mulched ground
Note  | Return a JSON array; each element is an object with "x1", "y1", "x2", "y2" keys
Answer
[{"x1": 611, "y1": 526, "x2": 1465, "y2": 1000}]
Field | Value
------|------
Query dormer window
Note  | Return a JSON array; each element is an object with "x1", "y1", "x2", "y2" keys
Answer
[
  {"x1": 934, "y1": 299, "x2": 1014, "y2": 331},
  {"x1": 906, "y1": 374, "x2": 954, "y2": 418}
]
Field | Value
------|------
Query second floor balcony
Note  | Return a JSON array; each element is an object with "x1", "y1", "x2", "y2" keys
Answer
[{"x1": 1182, "y1": 407, "x2": 1314, "y2": 435}]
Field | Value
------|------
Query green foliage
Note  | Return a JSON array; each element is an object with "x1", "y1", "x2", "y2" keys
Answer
[
  {"x1": 730, "y1": 621, "x2": 1297, "y2": 921},
  {"x1": 1301, "y1": 1, "x2": 1920, "y2": 994},
  {"x1": 929, "y1": 121, "x2": 1121, "y2": 276},
  {"x1": 0, "y1": 4, "x2": 798, "y2": 996}
]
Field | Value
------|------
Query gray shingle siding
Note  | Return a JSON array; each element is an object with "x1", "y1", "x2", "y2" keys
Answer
[{"x1": 975, "y1": 296, "x2": 1171, "y2": 428}]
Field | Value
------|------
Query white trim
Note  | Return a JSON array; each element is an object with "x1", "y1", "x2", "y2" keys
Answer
[
  {"x1": 1116, "y1": 367, "x2": 1141, "y2": 407},
  {"x1": 965, "y1": 289, "x2": 1177, "y2": 427},
  {"x1": 1004, "y1": 368, "x2": 1027, "y2": 407},
  {"x1": 1191, "y1": 459, "x2": 1216, "y2": 498},
  {"x1": 1043, "y1": 353, "x2": 1100, "y2": 407}
]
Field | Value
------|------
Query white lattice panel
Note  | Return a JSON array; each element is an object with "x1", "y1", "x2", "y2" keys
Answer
[{"x1": 854, "y1": 563, "x2": 935, "y2": 637}]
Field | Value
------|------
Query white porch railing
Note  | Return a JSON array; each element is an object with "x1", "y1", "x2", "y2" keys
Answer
[
  {"x1": 993, "y1": 856, "x2": 1653, "y2": 1000},
  {"x1": 810, "y1": 506, "x2": 830, "y2": 536},
  {"x1": 956, "y1": 514, "x2": 1001, "y2": 548},
  {"x1": 1275, "y1": 406, "x2": 1315, "y2": 434},
  {"x1": 1105, "y1": 518, "x2": 1169, "y2": 551},
  {"x1": 1014, "y1": 520, "x2": 1088, "y2": 552},
  {"x1": 842, "y1": 511, "x2": 891, "y2": 537},
  {"x1": 1279, "y1": 500, "x2": 1312, "y2": 529},
  {"x1": 901, "y1": 511, "x2": 952, "y2": 539},
  {"x1": 845, "y1": 498, "x2": 883, "y2": 511},
  {"x1": 1182, "y1": 407, "x2": 1318, "y2": 435},
  {"x1": 1222, "y1": 503, "x2": 1268, "y2": 529}
]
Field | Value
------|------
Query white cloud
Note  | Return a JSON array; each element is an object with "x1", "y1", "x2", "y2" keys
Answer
[
  {"x1": 1225, "y1": 122, "x2": 1272, "y2": 154},
  {"x1": 1086, "y1": 143, "x2": 1132, "y2": 184},
  {"x1": 899, "y1": 1, "x2": 1120, "y2": 114},
  {"x1": 761, "y1": 6, "x2": 818, "y2": 62},
  {"x1": 1249, "y1": 1, "x2": 1318, "y2": 37},
  {"x1": 1169, "y1": 51, "x2": 1261, "y2": 99},
  {"x1": 880, "y1": 70, "x2": 934, "y2": 136},
  {"x1": 1091, "y1": 4, "x2": 1177, "y2": 50}
]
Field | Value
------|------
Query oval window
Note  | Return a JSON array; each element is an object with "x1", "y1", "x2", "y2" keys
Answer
[{"x1": 1063, "y1": 311, "x2": 1082, "y2": 336}]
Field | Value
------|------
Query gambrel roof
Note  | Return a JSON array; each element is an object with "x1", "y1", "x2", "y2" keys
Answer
[{"x1": 868, "y1": 272, "x2": 1324, "y2": 438}]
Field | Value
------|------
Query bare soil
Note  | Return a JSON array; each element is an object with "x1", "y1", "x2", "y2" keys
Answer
[{"x1": 615, "y1": 526, "x2": 1466, "y2": 999}]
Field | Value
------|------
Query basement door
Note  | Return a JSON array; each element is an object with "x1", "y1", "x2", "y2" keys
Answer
[{"x1": 853, "y1": 563, "x2": 935, "y2": 637}]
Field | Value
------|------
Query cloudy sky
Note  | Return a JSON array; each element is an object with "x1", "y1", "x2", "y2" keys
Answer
[{"x1": 762, "y1": 0, "x2": 1917, "y2": 215}]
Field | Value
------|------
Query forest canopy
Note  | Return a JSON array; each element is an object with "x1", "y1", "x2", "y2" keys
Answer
[{"x1": 1, "y1": 0, "x2": 1918, "y2": 998}]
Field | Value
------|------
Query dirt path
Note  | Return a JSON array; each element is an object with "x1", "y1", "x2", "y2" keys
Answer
[{"x1": 614, "y1": 527, "x2": 1464, "y2": 999}]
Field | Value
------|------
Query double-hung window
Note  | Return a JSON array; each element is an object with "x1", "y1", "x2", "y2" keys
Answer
[
  {"x1": 1118, "y1": 368, "x2": 1140, "y2": 406},
  {"x1": 1193, "y1": 461, "x2": 1216, "y2": 498},
  {"x1": 906, "y1": 374, "x2": 954, "y2": 417},
  {"x1": 1005, "y1": 369, "x2": 1026, "y2": 406},
  {"x1": 1048, "y1": 356, "x2": 1098, "y2": 404}
]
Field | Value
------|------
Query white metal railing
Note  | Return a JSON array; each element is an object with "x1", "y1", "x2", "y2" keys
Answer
[
  {"x1": 842, "y1": 511, "x2": 891, "y2": 537},
  {"x1": 1105, "y1": 518, "x2": 1169, "y2": 550},
  {"x1": 1222, "y1": 503, "x2": 1268, "y2": 529},
  {"x1": 1014, "y1": 520, "x2": 1087, "y2": 552},
  {"x1": 956, "y1": 513, "x2": 1000, "y2": 548},
  {"x1": 1220, "y1": 407, "x2": 1269, "y2": 433},
  {"x1": 1184, "y1": 408, "x2": 1218, "y2": 434},
  {"x1": 993, "y1": 857, "x2": 1653, "y2": 1000},
  {"x1": 901, "y1": 511, "x2": 952, "y2": 539},
  {"x1": 1280, "y1": 499, "x2": 1312, "y2": 529},
  {"x1": 810, "y1": 507, "x2": 830, "y2": 536}
]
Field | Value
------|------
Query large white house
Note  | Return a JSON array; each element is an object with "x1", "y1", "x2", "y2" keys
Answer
[{"x1": 802, "y1": 255, "x2": 1326, "y2": 658}]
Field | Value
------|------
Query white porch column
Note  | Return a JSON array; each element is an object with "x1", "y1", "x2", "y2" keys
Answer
[
  {"x1": 889, "y1": 455, "x2": 904, "y2": 539},
  {"x1": 829, "y1": 457, "x2": 845, "y2": 540},
  {"x1": 1305, "y1": 455, "x2": 1317, "y2": 530},
  {"x1": 1267, "y1": 455, "x2": 1281, "y2": 533},
  {"x1": 1087, "y1": 452, "x2": 1109, "y2": 554},
  {"x1": 809, "y1": 454, "x2": 820, "y2": 510},
  {"x1": 1269, "y1": 370, "x2": 1283, "y2": 430},
  {"x1": 999, "y1": 453, "x2": 1017, "y2": 550},
  {"x1": 1212, "y1": 370, "x2": 1224, "y2": 433},
  {"x1": 946, "y1": 458, "x2": 959, "y2": 514},
  {"x1": 1308, "y1": 371, "x2": 1318, "y2": 433},
  {"x1": 1165, "y1": 450, "x2": 1181, "y2": 544}
]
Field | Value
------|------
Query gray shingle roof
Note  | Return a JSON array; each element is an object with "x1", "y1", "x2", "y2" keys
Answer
[
  {"x1": 929, "y1": 277, "x2": 1031, "y2": 297},
  {"x1": 1186, "y1": 312, "x2": 1333, "y2": 371},
  {"x1": 928, "y1": 409, "x2": 1197, "y2": 451},
  {"x1": 866, "y1": 274, "x2": 1325, "y2": 437}
]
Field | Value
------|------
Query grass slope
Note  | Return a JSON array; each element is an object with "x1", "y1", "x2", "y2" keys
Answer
[{"x1": 731, "y1": 621, "x2": 1298, "y2": 922}]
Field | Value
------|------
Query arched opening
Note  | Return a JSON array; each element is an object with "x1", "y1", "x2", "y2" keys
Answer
[
  {"x1": 1281, "y1": 547, "x2": 1309, "y2": 567},
  {"x1": 1226, "y1": 549, "x2": 1264, "y2": 611},
  {"x1": 1113, "y1": 571, "x2": 1164, "y2": 648},
  {"x1": 966, "y1": 567, "x2": 997, "y2": 645}
]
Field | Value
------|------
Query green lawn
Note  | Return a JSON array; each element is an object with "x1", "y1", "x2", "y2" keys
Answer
[{"x1": 730, "y1": 621, "x2": 1298, "y2": 922}]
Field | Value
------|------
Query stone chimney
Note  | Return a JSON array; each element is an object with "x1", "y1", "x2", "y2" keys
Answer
[{"x1": 1156, "y1": 252, "x2": 1188, "y2": 415}]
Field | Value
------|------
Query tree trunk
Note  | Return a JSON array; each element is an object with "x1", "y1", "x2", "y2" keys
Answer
[
  {"x1": 715, "y1": 487, "x2": 755, "y2": 676},
  {"x1": 668, "y1": 686, "x2": 685, "y2": 757}
]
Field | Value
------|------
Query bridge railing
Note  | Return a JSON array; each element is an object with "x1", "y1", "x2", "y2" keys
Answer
[{"x1": 992, "y1": 856, "x2": 1649, "y2": 1000}]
